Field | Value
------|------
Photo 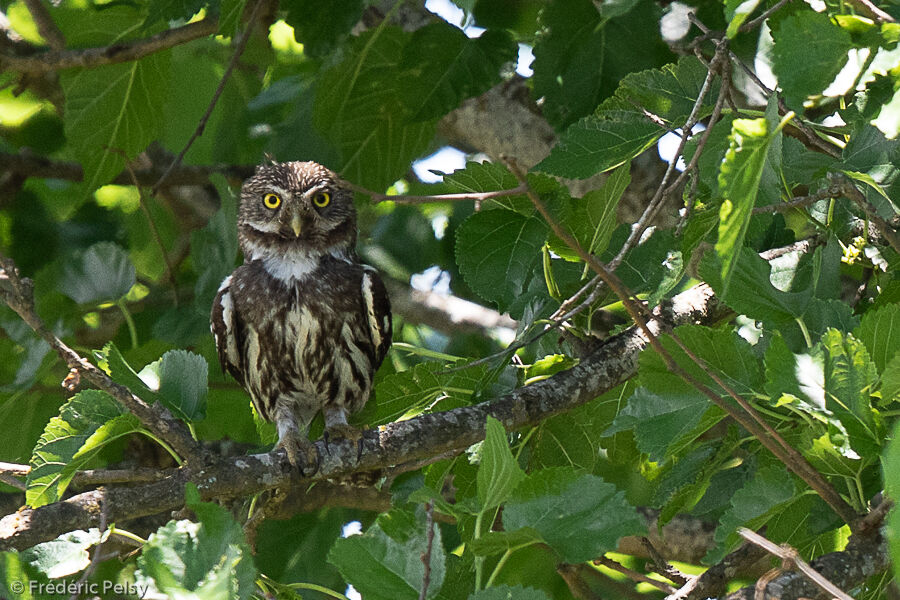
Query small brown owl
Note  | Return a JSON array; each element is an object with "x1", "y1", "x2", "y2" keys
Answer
[{"x1": 210, "y1": 161, "x2": 392, "y2": 474}]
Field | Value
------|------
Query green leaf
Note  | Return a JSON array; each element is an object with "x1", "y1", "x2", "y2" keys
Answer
[
  {"x1": 536, "y1": 56, "x2": 715, "y2": 178},
  {"x1": 314, "y1": 26, "x2": 435, "y2": 190},
  {"x1": 59, "y1": 242, "x2": 136, "y2": 304},
  {"x1": 771, "y1": 10, "x2": 853, "y2": 110},
  {"x1": 883, "y1": 355, "x2": 900, "y2": 404},
  {"x1": 707, "y1": 465, "x2": 796, "y2": 563},
  {"x1": 61, "y1": 52, "x2": 170, "y2": 192},
  {"x1": 369, "y1": 361, "x2": 487, "y2": 426},
  {"x1": 604, "y1": 387, "x2": 715, "y2": 461},
  {"x1": 477, "y1": 416, "x2": 526, "y2": 510},
  {"x1": 21, "y1": 529, "x2": 102, "y2": 579},
  {"x1": 552, "y1": 162, "x2": 630, "y2": 262},
  {"x1": 855, "y1": 304, "x2": 900, "y2": 372},
  {"x1": 822, "y1": 329, "x2": 882, "y2": 457},
  {"x1": 26, "y1": 390, "x2": 136, "y2": 507},
  {"x1": 764, "y1": 333, "x2": 827, "y2": 417},
  {"x1": 283, "y1": 0, "x2": 364, "y2": 57},
  {"x1": 328, "y1": 508, "x2": 445, "y2": 600},
  {"x1": 504, "y1": 468, "x2": 644, "y2": 563},
  {"x1": 455, "y1": 209, "x2": 548, "y2": 312},
  {"x1": 191, "y1": 179, "x2": 238, "y2": 313},
  {"x1": 100, "y1": 342, "x2": 157, "y2": 399},
  {"x1": 400, "y1": 24, "x2": 516, "y2": 121},
  {"x1": 145, "y1": 0, "x2": 207, "y2": 25},
  {"x1": 468, "y1": 585, "x2": 551, "y2": 600},
  {"x1": 136, "y1": 484, "x2": 256, "y2": 599},
  {"x1": 0, "y1": 551, "x2": 35, "y2": 600},
  {"x1": 699, "y1": 247, "x2": 810, "y2": 324},
  {"x1": 216, "y1": 0, "x2": 245, "y2": 37},
  {"x1": 725, "y1": 0, "x2": 761, "y2": 38},
  {"x1": 143, "y1": 350, "x2": 209, "y2": 422},
  {"x1": 468, "y1": 528, "x2": 541, "y2": 557},
  {"x1": 716, "y1": 117, "x2": 774, "y2": 295}
]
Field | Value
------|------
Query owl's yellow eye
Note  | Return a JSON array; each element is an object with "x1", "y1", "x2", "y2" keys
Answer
[
  {"x1": 263, "y1": 193, "x2": 281, "y2": 209},
  {"x1": 313, "y1": 191, "x2": 331, "y2": 208}
]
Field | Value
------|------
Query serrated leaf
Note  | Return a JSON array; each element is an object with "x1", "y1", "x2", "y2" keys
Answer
[
  {"x1": 822, "y1": 329, "x2": 882, "y2": 457},
  {"x1": 699, "y1": 247, "x2": 810, "y2": 324},
  {"x1": 147, "y1": 350, "x2": 209, "y2": 422},
  {"x1": 604, "y1": 387, "x2": 714, "y2": 461},
  {"x1": 192, "y1": 178, "x2": 238, "y2": 313},
  {"x1": 855, "y1": 304, "x2": 900, "y2": 372},
  {"x1": 468, "y1": 585, "x2": 551, "y2": 600},
  {"x1": 771, "y1": 11, "x2": 853, "y2": 110},
  {"x1": 313, "y1": 26, "x2": 434, "y2": 190},
  {"x1": 59, "y1": 242, "x2": 136, "y2": 304},
  {"x1": 26, "y1": 390, "x2": 135, "y2": 507},
  {"x1": 707, "y1": 465, "x2": 795, "y2": 563},
  {"x1": 400, "y1": 24, "x2": 516, "y2": 121},
  {"x1": 283, "y1": 0, "x2": 363, "y2": 57},
  {"x1": 100, "y1": 342, "x2": 156, "y2": 398},
  {"x1": 21, "y1": 529, "x2": 102, "y2": 579},
  {"x1": 477, "y1": 416, "x2": 525, "y2": 510},
  {"x1": 552, "y1": 162, "x2": 630, "y2": 262},
  {"x1": 504, "y1": 468, "x2": 644, "y2": 563},
  {"x1": 62, "y1": 52, "x2": 170, "y2": 192},
  {"x1": 145, "y1": 0, "x2": 208, "y2": 25},
  {"x1": 136, "y1": 484, "x2": 255, "y2": 599},
  {"x1": 369, "y1": 361, "x2": 487, "y2": 426},
  {"x1": 725, "y1": 0, "x2": 761, "y2": 37},
  {"x1": 328, "y1": 509, "x2": 445, "y2": 600},
  {"x1": 536, "y1": 56, "x2": 716, "y2": 178},
  {"x1": 455, "y1": 209, "x2": 548, "y2": 311},
  {"x1": 716, "y1": 117, "x2": 774, "y2": 295}
]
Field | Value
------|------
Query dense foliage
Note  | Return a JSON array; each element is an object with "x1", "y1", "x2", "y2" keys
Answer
[{"x1": 1, "y1": 0, "x2": 899, "y2": 598}]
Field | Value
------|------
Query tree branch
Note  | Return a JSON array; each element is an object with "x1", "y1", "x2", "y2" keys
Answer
[
  {"x1": 0, "y1": 18, "x2": 217, "y2": 74},
  {"x1": 0, "y1": 277, "x2": 727, "y2": 551},
  {"x1": 0, "y1": 255, "x2": 205, "y2": 464}
]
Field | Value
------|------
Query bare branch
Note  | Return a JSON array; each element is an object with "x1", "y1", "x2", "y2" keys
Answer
[
  {"x1": 348, "y1": 182, "x2": 529, "y2": 205},
  {"x1": 737, "y1": 528, "x2": 854, "y2": 600},
  {"x1": 594, "y1": 555, "x2": 676, "y2": 593},
  {"x1": 0, "y1": 18, "x2": 217, "y2": 74}
]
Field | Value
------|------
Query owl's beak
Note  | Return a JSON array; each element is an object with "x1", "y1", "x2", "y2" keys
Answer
[{"x1": 291, "y1": 214, "x2": 302, "y2": 237}]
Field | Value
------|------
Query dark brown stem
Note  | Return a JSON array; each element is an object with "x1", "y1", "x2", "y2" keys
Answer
[
  {"x1": 831, "y1": 175, "x2": 900, "y2": 254},
  {"x1": 419, "y1": 501, "x2": 435, "y2": 600},
  {"x1": 504, "y1": 157, "x2": 859, "y2": 527},
  {"x1": 0, "y1": 255, "x2": 205, "y2": 464},
  {"x1": 751, "y1": 189, "x2": 837, "y2": 214},
  {"x1": 152, "y1": 1, "x2": 263, "y2": 193},
  {"x1": 737, "y1": 0, "x2": 792, "y2": 33},
  {"x1": 0, "y1": 18, "x2": 217, "y2": 74},
  {"x1": 594, "y1": 555, "x2": 675, "y2": 593},
  {"x1": 21, "y1": 0, "x2": 65, "y2": 50},
  {"x1": 348, "y1": 182, "x2": 529, "y2": 205}
]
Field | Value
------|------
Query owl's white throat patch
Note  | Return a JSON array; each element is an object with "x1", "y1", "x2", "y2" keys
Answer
[{"x1": 248, "y1": 244, "x2": 350, "y2": 283}]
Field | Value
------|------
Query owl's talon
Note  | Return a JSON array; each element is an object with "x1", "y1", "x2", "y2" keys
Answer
[
  {"x1": 278, "y1": 436, "x2": 320, "y2": 477},
  {"x1": 323, "y1": 424, "x2": 364, "y2": 462}
]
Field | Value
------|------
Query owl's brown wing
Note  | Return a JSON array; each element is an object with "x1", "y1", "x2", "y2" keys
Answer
[
  {"x1": 361, "y1": 267, "x2": 392, "y2": 369},
  {"x1": 211, "y1": 274, "x2": 246, "y2": 387}
]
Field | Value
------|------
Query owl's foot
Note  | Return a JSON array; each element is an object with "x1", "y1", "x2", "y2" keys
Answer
[
  {"x1": 323, "y1": 424, "x2": 364, "y2": 462},
  {"x1": 277, "y1": 435, "x2": 320, "y2": 477}
]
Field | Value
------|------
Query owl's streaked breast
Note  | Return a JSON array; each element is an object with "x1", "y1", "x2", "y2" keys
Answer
[{"x1": 224, "y1": 256, "x2": 383, "y2": 421}]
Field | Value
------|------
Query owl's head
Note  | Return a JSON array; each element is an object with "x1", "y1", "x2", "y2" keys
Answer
[{"x1": 237, "y1": 161, "x2": 357, "y2": 261}]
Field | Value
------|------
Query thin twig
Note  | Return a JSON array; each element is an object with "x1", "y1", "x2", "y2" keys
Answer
[
  {"x1": 152, "y1": 1, "x2": 262, "y2": 194},
  {"x1": 738, "y1": 0, "x2": 793, "y2": 33},
  {"x1": 641, "y1": 537, "x2": 689, "y2": 586},
  {"x1": 0, "y1": 18, "x2": 216, "y2": 74},
  {"x1": 832, "y1": 175, "x2": 900, "y2": 254},
  {"x1": 594, "y1": 556, "x2": 675, "y2": 593},
  {"x1": 117, "y1": 154, "x2": 179, "y2": 305},
  {"x1": 70, "y1": 494, "x2": 108, "y2": 600},
  {"x1": 21, "y1": 0, "x2": 65, "y2": 50},
  {"x1": 504, "y1": 156, "x2": 859, "y2": 527},
  {"x1": 846, "y1": 0, "x2": 896, "y2": 22},
  {"x1": 347, "y1": 182, "x2": 529, "y2": 205},
  {"x1": 419, "y1": 501, "x2": 436, "y2": 600},
  {"x1": 751, "y1": 188, "x2": 837, "y2": 214},
  {"x1": 738, "y1": 528, "x2": 855, "y2": 600},
  {"x1": 610, "y1": 38, "x2": 728, "y2": 272},
  {"x1": 0, "y1": 461, "x2": 171, "y2": 486},
  {"x1": 0, "y1": 255, "x2": 204, "y2": 463}
]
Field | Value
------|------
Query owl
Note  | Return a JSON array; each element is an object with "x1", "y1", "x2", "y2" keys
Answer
[{"x1": 210, "y1": 161, "x2": 392, "y2": 474}]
